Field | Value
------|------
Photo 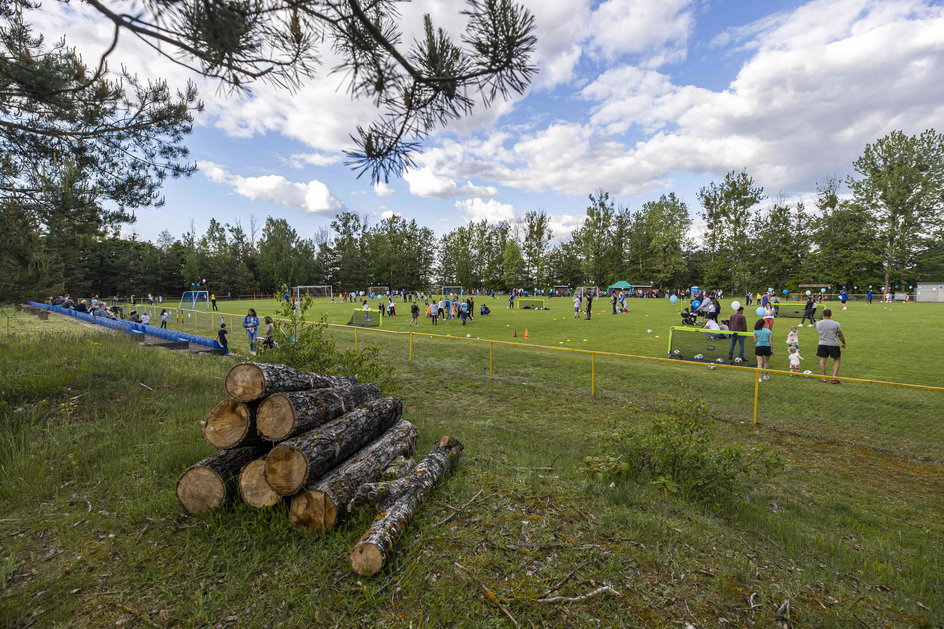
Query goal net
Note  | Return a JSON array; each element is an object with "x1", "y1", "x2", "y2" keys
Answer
[
  {"x1": 667, "y1": 326, "x2": 757, "y2": 366},
  {"x1": 442, "y1": 286, "x2": 464, "y2": 297},
  {"x1": 347, "y1": 308, "x2": 383, "y2": 327},
  {"x1": 577, "y1": 286, "x2": 599, "y2": 298},
  {"x1": 518, "y1": 298, "x2": 547, "y2": 310},
  {"x1": 775, "y1": 304, "x2": 808, "y2": 318},
  {"x1": 294, "y1": 285, "x2": 332, "y2": 300},
  {"x1": 368, "y1": 286, "x2": 389, "y2": 296},
  {"x1": 179, "y1": 291, "x2": 209, "y2": 311}
]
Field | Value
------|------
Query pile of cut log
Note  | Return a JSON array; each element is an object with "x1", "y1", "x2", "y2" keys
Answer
[{"x1": 175, "y1": 362, "x2": 463, "y2": 575}]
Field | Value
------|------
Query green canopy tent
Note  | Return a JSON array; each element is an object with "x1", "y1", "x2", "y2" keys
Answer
[{"x1": 607, "y1": 281, "x2": 633, "y2": 293}]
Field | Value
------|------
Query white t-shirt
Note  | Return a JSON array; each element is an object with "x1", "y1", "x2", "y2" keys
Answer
[
  {"x1": 789, "y1": 352, "x2": 802, "y2": 367},
  {"x1": 573, "y1": 297, "x2": 581, "y2": 309},
  {"x1": 704, "y1": 319, "x2": 720, "y2": 331},
  {"x1": 141, "y1": 314, "x2": 150, "y2": 325}
]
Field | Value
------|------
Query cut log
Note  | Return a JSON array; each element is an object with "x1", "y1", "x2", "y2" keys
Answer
[
  {"x1": 350, "y1": 436, "x2": 464, "y2": 576},
  {"x1": 256, "y1": 383, "x2": 382, "y2": 442},
  {"x1": 176, "y1": 447, "x2": 262, "y2": 514},
  {"x1": 382, "y1": 456, "x2": 415, "y2": 478},
  {"x1": 264, "y1": 397, "x2": 402, "y2": 496},
  {"x1": 203, "y1": 399, "x2": 264, "y2": 450},
  {"x1": 289, "y1": 419, "x2": 418, "y2": 530},
  {"x1": 225, "y1": 362, "x2": 357, "y2": 402},
  {"x1": 238, "y1": 458, "x2": 281, "y2": 508}
]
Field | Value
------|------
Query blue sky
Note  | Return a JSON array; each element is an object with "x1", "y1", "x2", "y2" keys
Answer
[{"x1": 35, "y1": 0, "x2": 944, "y2": 241}]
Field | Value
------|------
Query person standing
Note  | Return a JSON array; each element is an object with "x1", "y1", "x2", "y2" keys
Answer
[
  {"x1": 585, "y1": 293, "x2": 593, "y2": 320},
  {"x1": 763, "y1": 302, "x2": 775, "y2": 331},
  {"x1": 573, "y1": 293, "x2": 581, "y2": 319},
  {"x1": 839, "y1": 289, "x2": 848, "y2": 310},
  {"x1": 611, "y1": 291, "x2": 618, "y2": 315},
  {"x1": 430, "y1": 300, "x2": 439, "y2": 325},
  {"x1": 815, "y1": 309, "x2": 846, "y2": 384},
  {"x1": 243, "y1": 308, "x2": 259, "y2": 354},
  {"x1": 867, "y1": 288, "x2": 873, "y2": 304},
  {"x1": 160, "y1": 309, "x2": 168, "y2": 329},
  {"x1": 217, "y1": 322, "x2": 229, "y2": 355},
  {"x1": 459, "y1": 299, "x2": 469, "y2": 325},
  {"x1": 728, "y1": 306, "x2": 748, "y2": 361},
  {"x1": 211, "y1": 293, "x2": 218, "y2": 311},
  {"x1": 753, "y1": 319, "x2": 773, "y2": 380},
  {"x1": 410, "y1": 302, "x2": 419, "y2": 326},
  {"x1": 801, "y1": 295, "x2": 816, "y2": 327}
]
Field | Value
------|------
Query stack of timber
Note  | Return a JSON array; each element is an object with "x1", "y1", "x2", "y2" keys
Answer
[{"x1": 174, "y1": 362, "x2": 463, "y2": 575}]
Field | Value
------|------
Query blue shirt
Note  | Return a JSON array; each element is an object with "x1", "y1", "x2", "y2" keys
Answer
[{"x1": 754, "y1": 328, "x2": 772, "y2": 347}]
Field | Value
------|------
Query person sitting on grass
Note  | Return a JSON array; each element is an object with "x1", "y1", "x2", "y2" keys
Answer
[
  {"x1": 753, "y1": 318, "x2": 772, "y2": 381},
  {"x1": 815, "y1": 309, "x2": 846, "y2": 384}
]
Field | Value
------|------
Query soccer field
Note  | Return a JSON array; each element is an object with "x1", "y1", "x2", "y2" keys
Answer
[{"x1": 201, "y1": 295, "x2": 942, "y2": 387}]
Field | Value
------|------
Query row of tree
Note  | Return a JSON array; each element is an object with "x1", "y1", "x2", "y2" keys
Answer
[{"x1": 3, "y1": 128, "x2": 942, "y2": 301}]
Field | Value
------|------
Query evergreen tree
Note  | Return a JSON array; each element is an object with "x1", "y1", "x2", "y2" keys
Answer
[{"x1": 698, "y1": 170, "x2": 765, "y2": 290}]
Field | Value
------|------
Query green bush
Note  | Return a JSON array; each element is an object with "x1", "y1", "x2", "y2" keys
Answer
[
  {"x1": 256, "y1": 286, "x2": 398, "y2": 393},
  {"x1": 582, "y1": 396, "x2": 782, "y2": 503}
]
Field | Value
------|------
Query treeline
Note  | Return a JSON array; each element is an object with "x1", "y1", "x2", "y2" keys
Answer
[{"x1": 2, "y1": 130, "x2": 942, "y2": 301}]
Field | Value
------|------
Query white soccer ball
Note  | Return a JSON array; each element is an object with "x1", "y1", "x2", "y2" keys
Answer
[
  {"x1": 734, "y1": 357, "x2": 743, "y2": 363},
  {"x1": 715, "y1": 358, "x2": 724, "y2": 363},
  {"x1": 708, "y1": 365, "x2": 716, "y2": 370},
  {"x1": 647, "y1": 329, "x2": 652, "y2": 334},
  {"x1": 803, "y1": 370, "x2": 812, "y2": 374},
  {"x1": 694, "y1": 353, "x2": 704, "y2": 361},
  {"x1": 672, "y1": 350, "x2": 681, "y2": 356},
  {"x1": 466, "y1": 333, "x2": 472, "y2": 338}
]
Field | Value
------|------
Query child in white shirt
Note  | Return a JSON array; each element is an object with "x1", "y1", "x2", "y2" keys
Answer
[
  {"x1": 140, "y1": 313, "x2": 151, "y2": 325},
  {"x1": 788, "y1": 346, "x2": 803, "y2": 373},
  {"x1": 786, "y1": 325, "x2": 799, "y2": 351}
]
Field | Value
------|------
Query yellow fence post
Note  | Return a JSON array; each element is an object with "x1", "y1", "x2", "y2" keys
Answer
[
  {"x1": 409, "y1": 332, "x2": 413, "y2": 364},
  {"x1": 752, "y1": 370, "x2": 761, "y2": 425},
  {"x1": 489, "y1": 342, "x2": 494, "y2": 380},
  {"x1": 591, "y1": 352, "x2": 596, "y2": 396},
  {"x1": 354, "y1": 327, "x2": 359, "y2": 352}
]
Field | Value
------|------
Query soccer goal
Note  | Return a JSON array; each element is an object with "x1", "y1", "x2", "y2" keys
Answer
[
  {"x1": 347, "y1": 308, "x2": 383, "y2": 327},
  {"x1": 577, "y1": 286, "x2": 599, "y2": 298},
  {"x1": 518, "y1": 298, "x2": 547, "y2": 310},
  {"x1": 368, "y1": 286, "x2": 389, "y2": 296},
  {"x1": 294, "y1": 285, "x2": 332, "y2": 300},
  {"x1": 442, "y1": 286, "x2": 464, "y2": 298},
  {"x1": 667, "y1": 326, "x2": 757, "y2": 366},
  {"x1": 179, "y1": 290, "x2": 209, "y2": 311},
  {"x1": 775, "y1": 304, "x2": 808, "y2": 318}
]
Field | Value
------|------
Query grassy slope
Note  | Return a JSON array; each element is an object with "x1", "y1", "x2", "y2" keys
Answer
[{"x1": 0, "y1": 312, "x2": 941, "y2": 627}]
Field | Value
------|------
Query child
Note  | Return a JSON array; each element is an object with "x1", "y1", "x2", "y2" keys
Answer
[
  {"x1": 140, "y1": 312, "x2": 150, "y2": 326},
  {"x1": 788, "y1": 346, "x2": 803, "y2": 374},
  {"x1": 160, "y1": 309, "x2": 168, "y2": 329},
  {"x1": 217, "y1": 322, "x2": 229, "y2": 355},
  {"x1": 410, "y1": 302, "x2": 419, "y2": 326},
  {"x1": 786, "y1": 325, "x2": 800, "y2": 351}
]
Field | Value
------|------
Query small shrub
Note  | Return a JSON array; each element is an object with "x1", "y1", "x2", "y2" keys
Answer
[
  {"x1": 581, "y1": 396, "x2": 782, "y2": 503},
  {"x1": 256, "y1": 285, "x2": 398, "y2": 393}
]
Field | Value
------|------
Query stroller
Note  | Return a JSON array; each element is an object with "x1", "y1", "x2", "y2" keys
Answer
[
  {"x1": 479, "y1": 304, "x2": 491, "y2": 316},
  {"x1": 680, "y1": 307, "x2": 698, "y2": 326}
]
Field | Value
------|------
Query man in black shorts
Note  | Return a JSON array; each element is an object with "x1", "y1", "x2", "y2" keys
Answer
[{"x1": 815, "y1": 309, "x2": 846, "y2": 383}]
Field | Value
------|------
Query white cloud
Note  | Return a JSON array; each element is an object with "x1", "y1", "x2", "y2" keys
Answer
[
  {"x1": 374, "y1": 181, "x2": 395, "y2": 197},
  {"x1": 198, "y1": 161, "x2": 343, "y2": 214},
  {"x1": 588, "y1": 0, "x2": 695, "y2": 64},
  {"x1": 289, "y1": 153, "x2": 342, "y2": 168},
  {"x1": 455, "y1": 198, "x2": 516, "y2": 223},
  {"x1": 403, "y1": 167, "x2": 498, "y2": 199},
  {"x1": 380, "y1": 210, "x2": 401, "y2": 220}
]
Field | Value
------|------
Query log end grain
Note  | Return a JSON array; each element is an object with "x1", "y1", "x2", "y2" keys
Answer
[
  {"x1": 204, "y1": 399, "x2": 252, "y2": 449},
  {"x1": 256, "y1": 393, "x2": 295, "y2": 441},
  {"x1": 225, "y1": 363, "x2": 265, "y2": 401},
  {"x1": 289, "y1": 489, "x2": 336, "y2": 531},
  {"x1": 350, "y1": 542, "x2": 385, "y2": 576},
  {"x1": 239, "y1": 459, "x2": 281, "y2": 508},
  {"x1": 176, "y1": 467, "x2": 226, "y2": 514},
  {"x1": 265, "y1": 444, "x2": 309, "y2": 496}
]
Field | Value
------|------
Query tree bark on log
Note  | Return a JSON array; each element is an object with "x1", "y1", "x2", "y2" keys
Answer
[
  {"x1": 176, "y1": 446, "x2": 263, "y2": 514},
  {"x1": 238, "y1": 458, "x2": 281, "y2": 508},
  {"x1": 350, "y1": 436, "x2": 464, "y2": 576},
  {"x1": 203, "y1": 399, "x2": 265, "y2": 449},
  {"x1": 264, "y1": 397, "x2": 402, "y2": 496},
  {"x1": 289, "y1": 420, "x2": 418, "y2": 530},
  {"x1": 256, "y1": 383, "x2": 382, "y2": 442},
  {"x1": 225, "y1": 362, "x2": 357, "y2": 402}
]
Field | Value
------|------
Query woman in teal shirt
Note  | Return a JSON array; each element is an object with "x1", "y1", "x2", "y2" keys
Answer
[{"x1": 753, "y1": 318, "x2": 772, "y2": 380}]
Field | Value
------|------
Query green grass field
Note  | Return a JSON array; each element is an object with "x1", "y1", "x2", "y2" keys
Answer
[
  {"x1": 169, "y1": 295, "x2": 942, "y2": 386},
  {"x1": 2, "y1": 307, "x2": 942, "y2": 626}
]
